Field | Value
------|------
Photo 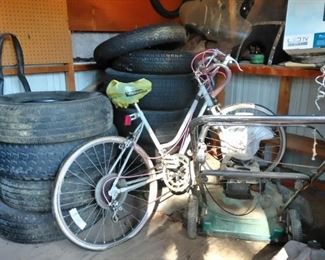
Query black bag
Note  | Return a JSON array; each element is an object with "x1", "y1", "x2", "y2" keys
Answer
[{"x1": 0, "y1": 33, "x2": 31, "y2": 95}]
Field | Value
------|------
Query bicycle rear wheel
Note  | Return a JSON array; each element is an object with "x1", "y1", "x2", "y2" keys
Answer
[
  {"x1": 52, "y1": 136, "x2": 157, "y2": 251},
  {"x1": 202, "y1": 103, "x2": 286, "y2": 214},
  {"x1": 206, "y1": 103, "x2": 286, "y2": 172}
]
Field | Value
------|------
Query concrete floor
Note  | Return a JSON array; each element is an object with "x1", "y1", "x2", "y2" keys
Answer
[{"x1": 0, "y1": 187, "x2": 323, "y2": 260}]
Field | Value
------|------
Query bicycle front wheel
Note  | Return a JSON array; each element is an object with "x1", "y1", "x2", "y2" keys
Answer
[{"x1": 52, "y1": 136, "x2": 157, "y2": 251}]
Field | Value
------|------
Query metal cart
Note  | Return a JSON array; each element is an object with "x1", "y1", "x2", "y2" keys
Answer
[{"x1": 188, "y1": 115, "x2": 325, "y2": 242}]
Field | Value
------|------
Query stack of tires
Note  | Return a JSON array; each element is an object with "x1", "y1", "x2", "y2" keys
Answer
[
  {"x1": 0, "y1": 91, "x2": 115, "y2": 243},
  {"x1": 94, "y1": 24, "x2": 196, "y2": 154}
]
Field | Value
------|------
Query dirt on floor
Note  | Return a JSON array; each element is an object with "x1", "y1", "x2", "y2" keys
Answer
[{"x1": 0, "y1": 187, "x2": 324, "y2": 260}]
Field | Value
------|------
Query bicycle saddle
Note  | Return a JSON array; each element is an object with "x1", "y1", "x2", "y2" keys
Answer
[{"x1": 106, "y1": 78, "x2": 152, "y2": 108}]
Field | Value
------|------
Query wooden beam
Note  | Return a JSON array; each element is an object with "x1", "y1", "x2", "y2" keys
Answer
[
  {"x1": 277, "y1": 77, "x2": 292, "y2": 115},
  {"x1": 74, "y1": 63, "x2": 98, "y2": 72},
  {"x1": 230, "y1": 64, "x2": 320, "y2": 79},
  {"x1": 286, "y1": 133, "x2": 325, "y2": 159},
  {"x1": 3, "y1": 65, "x2": 69, "y2": 76}
]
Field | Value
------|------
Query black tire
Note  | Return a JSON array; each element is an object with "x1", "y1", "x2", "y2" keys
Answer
[
  {"x1": 0, "y1": 91, "x2": 113, "y2": 144},
  {"x1": 114, "y1": 107, "x2": 187, "y2": 144},
  {"x1": 0, "y1": 176, "x2": 96, "y2": 213},
  {"x1": 105, "y1": 68, "x2": 196, "y2": 110},
  {"x1": 0, "y1": 200, "x2": 63, "y2": 243},
  {"x1": 287, "y1": 209, "x2": 303, "y2": 242},
  {"x1": 0, "y1": 178, "x2": 53, "y2": 212},
  {"x1": 94, "y1": 24, "x2": 187, "y2": 67},
  {"x1": 150, "y1": 0, "x2": 183, "y2": 18},
  {"x1": 0, "y1": 126, "x2": 118, "y2": 180},
  {"x1": 110, "y1": 50, "x2": 194, "y2": 74},
  {"x1": 187, "y1": 193, "x2": 199, "y2": 239}
]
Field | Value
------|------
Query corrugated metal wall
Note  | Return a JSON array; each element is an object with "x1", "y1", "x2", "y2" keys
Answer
[
  {"x1": 74, "y1": 70, "x2": 103, "y2": 91},
  {"x1": 224, "y1": 73, "x2": 325, "y2": 137},
  {"x1": 224, "y1": 73, "x2": 324, "y2": 176},
  {"x1": 3, "y1": 73, "x2": 66, "y2": 94},
  {"x1": 224, "y1": 74, "x2": 280, "y2": 113},
  {"x1": 3, "y1": 70, "x2": 102, "y2": 93}
]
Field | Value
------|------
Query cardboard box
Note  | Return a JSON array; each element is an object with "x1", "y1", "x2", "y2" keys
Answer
[{"x1": 283, "y1": 0, "x2": 325, "y2": 55}]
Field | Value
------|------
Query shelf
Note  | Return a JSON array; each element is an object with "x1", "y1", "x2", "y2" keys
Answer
[
  {"x1": 3, "y1": 63, "x2": 320, "y2": 79},
  {"x1": 230, "y1": 64, "x2": 320, "y2": 78},
  {"x1": 74, "y1": 63, "x2": 97, "y2": 72},
  {"x1": 72, "y1": 63, "x2": 321, "y2": 79},
  {"x1": 3, "y1": 64, "x2": 69, "y2": 76}
]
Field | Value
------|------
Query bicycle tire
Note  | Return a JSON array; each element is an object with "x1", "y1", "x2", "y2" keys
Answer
[
  {"x1": 219, "y1": 103, "x2": 286, "y2": 171},
  {"x1": 208, "y1": 103, "x2": 286, "y2": 171},
  {"x1": 53, "y1": 136, "x2": 158, "y2": 250}
]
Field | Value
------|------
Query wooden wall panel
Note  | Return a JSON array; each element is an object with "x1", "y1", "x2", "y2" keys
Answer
[
  {"x1": 0, "y1": 0, "x2": 73, "y2": 66},
  {"x1": 67, "y1": 0, "x2": 182, "y2": 32}
]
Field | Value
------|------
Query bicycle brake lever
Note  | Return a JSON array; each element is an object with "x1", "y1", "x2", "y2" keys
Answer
[{"x1": 224, "y1": 55, "x2": 243, "y2": 72}]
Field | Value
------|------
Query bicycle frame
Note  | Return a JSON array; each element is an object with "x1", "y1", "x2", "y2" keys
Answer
[
  {"x1": 109, "y1": 85, "x2": 214, "y2": 197},
  {"x1": 132, "y1": 83, "x2": 214, "y2": 156},
  {"x1": 110, "y1": 50, "x2": 239, "y2": 195},
  {"x1": 128, "y1": 50, "x2": 239, "y2": 157}
]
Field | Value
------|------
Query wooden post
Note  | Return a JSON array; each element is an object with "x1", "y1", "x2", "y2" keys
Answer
[
  {"x1": 65, "y1": 63, "x2": 76, "y2": 91},
  {"x1": 277, "y1": 76, "x2": 292, "y2": 115}
]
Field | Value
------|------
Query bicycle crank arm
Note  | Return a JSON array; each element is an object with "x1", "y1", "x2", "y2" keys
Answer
[{"x1": 115, "y1": 172, "x2": 164, "y2": 194}]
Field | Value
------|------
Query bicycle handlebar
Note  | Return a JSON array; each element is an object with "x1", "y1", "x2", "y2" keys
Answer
[{"x1": 191, "y1": 49, "x2": 242, "y2": 98}]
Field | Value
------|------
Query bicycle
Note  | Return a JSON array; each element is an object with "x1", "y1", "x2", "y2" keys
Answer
[{"x1": 52, "y1": 49, "x2": 286, "y2": 250}]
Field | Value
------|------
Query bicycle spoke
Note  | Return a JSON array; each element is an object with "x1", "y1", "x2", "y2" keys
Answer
[
  {"x1": 53, "y1": 136, "x2": 158, "y2": 250},
  {"x1": 83, "y1": 150, "x2": 104, "y2": 177},
  {"x1": 101, "y1": 209, "x2": 108, "y2": 243},
  {"x1": 60, "y1": 189, "x2": 95, "y2": 195},
  {"x1": 63, "y1": 199, "x2": 96, "y2": 218},
  {"x1": 74, "y1": 160, "x2": 96, "y2": 186},
  {"x1": 122, "y1": 200, "x2": 146, "y2": 213},
  {"x1": 67, "y1": 169, "x2": 95, "y2": 188},
  {"x1": 83, "y1": 206, "x2": 102, "y2": 242},
  {"x1": 127, "y1": 193, "x2": 150, "y2": 203},
  {"x1": 121, "y1": 154, "x2": 141, "y2": 175},
  {"x1": 123, "y1": 162, "x2": 145, "y2": 176},
  {"x1": 105, "y1": 142, "x2": 115, "y2": 175},
  {"x1": 103, "y1": 143, "x2": 107, "y2": 176},
  {"x1": 93, "y1": 145, "x2": 105, "y2": 174},
  {"x1": 94, "y1": 209, "x2": 105, "y2": 244},
  {"x1": 60, "y1": 197, "x2": 95, "y2": 208}
]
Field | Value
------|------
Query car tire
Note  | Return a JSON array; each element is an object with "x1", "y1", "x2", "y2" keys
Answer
[
  {"x1": 110, "y1": 50, "x2": 194, "y2": 74},
  {"x1": 0, "y1": 91, "x2": 113, "y2": 144},
  {"x1": 94, "y1": 24, "x2": 187, "y2": 67},
  {"x1": 105, "y1": 68, "x2": 196, "y2": 110}
]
